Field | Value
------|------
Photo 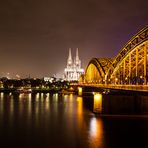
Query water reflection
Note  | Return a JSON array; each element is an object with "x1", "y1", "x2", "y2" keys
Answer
[
  {"x1": 0, "y1": 93, "x2": 147, "y2": 148},
  {"x1": 9, "y1": 95, "x2": 14, "y2": 124},
  {"x1": 77, "y1": 96, "x2": 83, "y2": 116},
  {"x1": 0, "y1": 93, "x2": 104, "y2": 148},
  {"x1": 89, "y1": 117, "x2": 104, "y2": 147},
  {"x1": 0, "y1": 92, "x2": 4, "y2": 98},
  {"x1": 0, "y1": 93, "x2": 4, "y2": 117}
]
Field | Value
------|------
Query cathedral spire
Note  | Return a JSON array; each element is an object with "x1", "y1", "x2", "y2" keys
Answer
[
  {"x1": 67, "y1": 48, "x2": 73, "y2": 67},
  {"x1": 75, "y1": 48, "x2": 81, "y2": 68},
  {"x1": 76, "y1": 48, "x2": 79, "y2": 61},
  {"x1": 68, "y1": 48, "x2": 72, "y2": 61}
]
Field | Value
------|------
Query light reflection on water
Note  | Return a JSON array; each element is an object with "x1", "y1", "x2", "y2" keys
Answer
[
  {"x1": 0, "y1": 93, "x2": 4, "y2": 117},
  {"x1": 0, "y1": 92, "x2": 147, "y2": 148},
  {"x1": 89, "y1": 117, "x2": 103, "y2": 147}
]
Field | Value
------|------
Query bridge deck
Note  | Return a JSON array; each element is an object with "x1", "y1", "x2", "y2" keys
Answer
[{"x1": 78, "y1": 84, "x2": 148, "y2": 92}]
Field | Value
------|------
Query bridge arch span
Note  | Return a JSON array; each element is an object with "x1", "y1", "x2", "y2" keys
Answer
[
  {"x1": 108, "y1": 26, "x2": 148, "y2": 84},
  {"x1": 85, "y1": 58, "x2": 113, "y2": 84},
  {"x1": 84, "y1": 26, "x2": 148, "y2": 85}
]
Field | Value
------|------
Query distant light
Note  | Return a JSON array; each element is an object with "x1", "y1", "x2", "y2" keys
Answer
[{"x1": 16, "y1": 74, "x2": 20, "y2": 79}]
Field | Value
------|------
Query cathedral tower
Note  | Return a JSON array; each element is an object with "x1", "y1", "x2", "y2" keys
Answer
[
  {"x1": 64, "y1": 48, "x2": 84, "y2": 81},
  {"x1": 75, "y1": 48, "x2": 81, "y2": 69},
  {"x1": 67, "y1": 48, "x2": 73, "y2": 68}
]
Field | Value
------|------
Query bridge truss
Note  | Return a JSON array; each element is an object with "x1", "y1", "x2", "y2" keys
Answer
[{"x1": 83, "y1": 26, "x2": 148, "y2": 85}]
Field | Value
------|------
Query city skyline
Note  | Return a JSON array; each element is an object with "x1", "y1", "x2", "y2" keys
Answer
[{"x1": 0, "y1": 0, "x2": 147, "y2": 78}]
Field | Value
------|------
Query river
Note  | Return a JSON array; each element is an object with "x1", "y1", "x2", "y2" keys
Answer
[{"x1": 0, "y1": 92, "x2": 147, "y2": 148}]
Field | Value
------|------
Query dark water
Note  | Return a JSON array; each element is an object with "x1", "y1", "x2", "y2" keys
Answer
[{"x1": 0, "y1": 92, "x2": 147, "y2": 148}]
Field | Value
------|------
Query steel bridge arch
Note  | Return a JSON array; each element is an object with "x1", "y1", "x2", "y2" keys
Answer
[
  {"x1": 84, "y1": 26, "x2": 148, "y2": 85},
  {"x1": 107, "y1": 26, "x2": 148, "y2": 84},
  {"x1": 85, "y1": 58, "x2": 113, "y2": 84}
]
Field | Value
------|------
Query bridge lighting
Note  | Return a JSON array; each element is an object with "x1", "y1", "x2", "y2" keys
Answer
[
  {"x1": 94, "y1": 93, "x2": 102, "y2": 100},
  {"x1": 93, "y1": 92, "x2": 102, "y2": 113},
  {"x1": 69, "y1": 87, "x2": 74, "y2": 91},
  {"x1": 83, "y1": 27, "x2": 148, "y2": 86},
  {"x1": 78, "y1": 87, "x2": 82, "y2": 96}
]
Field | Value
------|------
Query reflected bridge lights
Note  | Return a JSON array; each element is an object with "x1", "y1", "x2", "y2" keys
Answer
[{"x1": 93, "y1": 92, "x2": 102, "y2": 114}]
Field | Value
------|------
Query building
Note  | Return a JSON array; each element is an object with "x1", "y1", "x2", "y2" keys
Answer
[{"x1": 64, "y1": 48, "x2": 84, "y2": 81}]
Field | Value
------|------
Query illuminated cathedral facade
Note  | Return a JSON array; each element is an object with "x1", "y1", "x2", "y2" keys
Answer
[{"x1": 64, "y1": 48, "x2": 84, "y2": 81}]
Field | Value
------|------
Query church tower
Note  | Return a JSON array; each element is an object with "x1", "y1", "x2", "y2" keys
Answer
[
  {"x1": 67, "y1": 48, "x2": 73, "y2": 68},
  {"x1": 64, "y1": 48, "x2": 84, "y2": 81},
  {"x1": 75, "y1": 48, "x2": 81, "y2": 69}
]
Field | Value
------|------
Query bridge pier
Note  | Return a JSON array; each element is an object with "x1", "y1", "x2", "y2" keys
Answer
[
  {"x1": 78, "y1": 87, "x2": 83, "y2": 96},
  {"x1": 93, "y1": 92, "x2": 102, "y2": 113},
  {"x1": 80, "y1": 86, "x2": 148, "y2": 115},
  {"x1": 102, "y1": 93, "x2": 148, "y2": 115}
]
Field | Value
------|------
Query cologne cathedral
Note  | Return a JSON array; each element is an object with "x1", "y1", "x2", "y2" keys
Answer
[{"x1": 64, "y1": 48, "x2": 84, "y2": 81}]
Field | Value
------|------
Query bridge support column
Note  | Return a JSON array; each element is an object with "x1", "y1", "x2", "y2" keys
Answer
[
  {"x1": 136, "y1": 48, "x2": 139, "y2": 84},
  {"x1": 123, "y1": 59, "x2": 126, "y2": 84},
  {"x1": 129, "y1": 53, "x2": 131, "y2": 84},
  {"x1": 114, "y1": 72, "x2": 117, "y2": 85},
  {"x1": 144, "y1": 44, "x2": 147, "y2": 84},
  {"x1": 105, "y1": 75, "x2": 107, "y2": 85}
]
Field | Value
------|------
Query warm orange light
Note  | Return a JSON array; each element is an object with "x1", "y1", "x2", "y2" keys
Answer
[
  {"x1": 89, "y1": 117, "x2": 103, "y2": 147},
  {"x1": 93, "y1": 92, "x2": 102, "y2": 113},
  {"x1": 77, "y1": 96, "x2": 83, "y2": 115},
  {"x1": 78, "y1": 87, "x2": 82, "y2": 96},
  {"x1": 94, "y1": 93, "x2": 102, "y2": 100},
  {"x1": 69, "y1": 87, "x2": 74, "y2": 90}
]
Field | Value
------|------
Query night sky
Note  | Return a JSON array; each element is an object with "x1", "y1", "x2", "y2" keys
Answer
[{"x1": 0, "y1": 0, "x2": 147, "y2": 78}]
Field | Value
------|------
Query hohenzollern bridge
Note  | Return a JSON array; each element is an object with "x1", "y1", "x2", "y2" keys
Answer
[{"x1": 79, "y1": 26, "x2": 148, "y2": 90}]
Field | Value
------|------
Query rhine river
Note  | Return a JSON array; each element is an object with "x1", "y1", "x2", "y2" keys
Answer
[{"x1": 0, "y1": 92, "x2": 147, "y2": 148}]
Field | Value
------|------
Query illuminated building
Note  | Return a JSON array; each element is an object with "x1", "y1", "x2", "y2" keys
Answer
[{"x1": 64, "y1": 48, "x2": 84, "y2": 81}]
